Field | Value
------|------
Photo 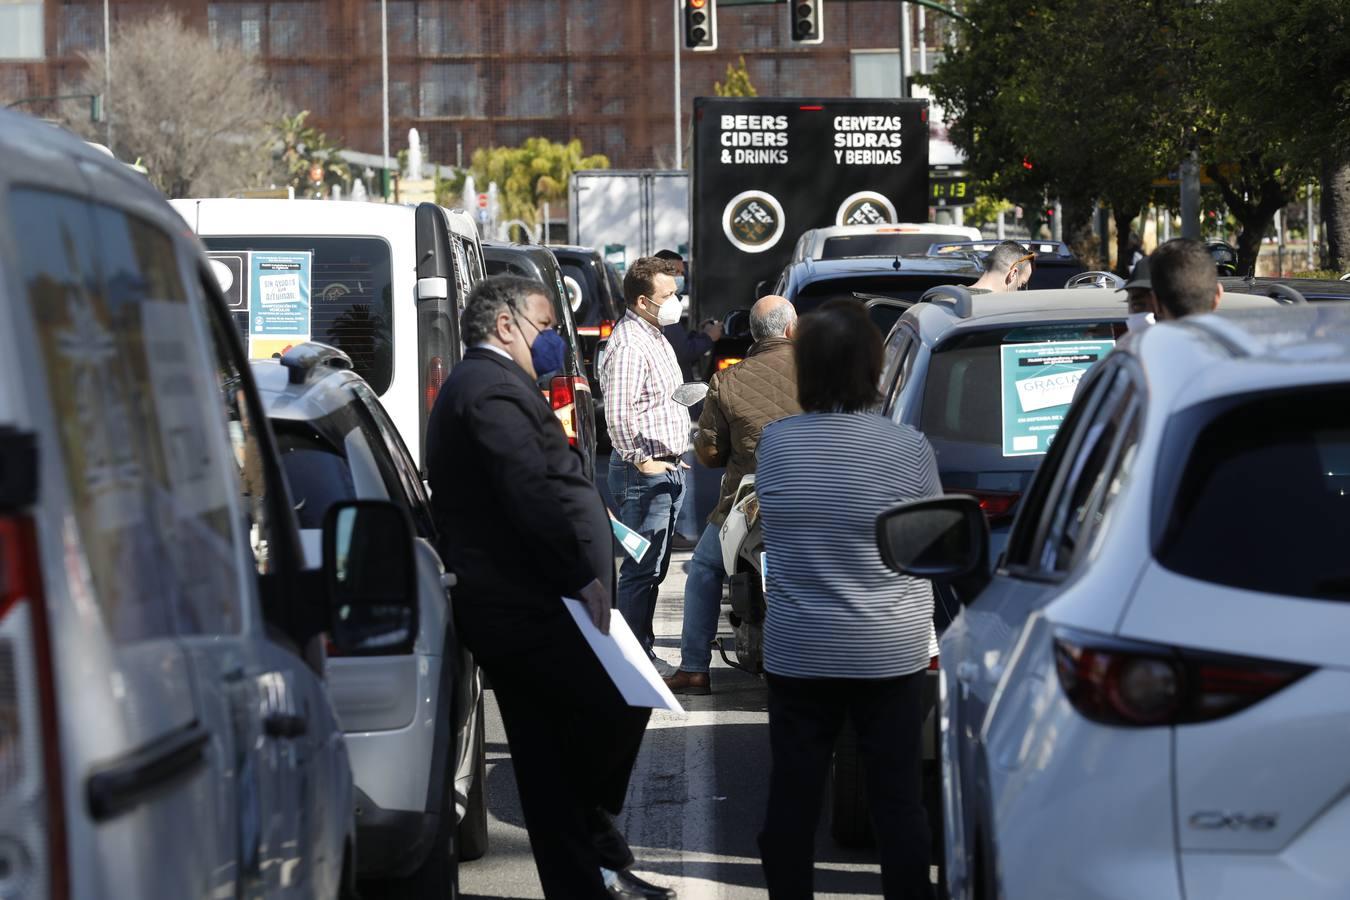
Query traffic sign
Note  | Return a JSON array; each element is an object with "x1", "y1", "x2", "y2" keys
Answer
[{"x1": 477, "y1": 192, "x2": 489, "y2": 209}]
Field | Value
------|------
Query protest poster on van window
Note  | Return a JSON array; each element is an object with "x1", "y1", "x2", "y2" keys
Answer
[
  {"x1": 247, "y1": 251, "x2": 312, "y2": 360},
  {"x1": 999, "y1": 340, "x2": 1115, "y2": 457}
]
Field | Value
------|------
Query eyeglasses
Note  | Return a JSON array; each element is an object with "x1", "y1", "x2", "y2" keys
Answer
[
  {"x1": 515, "y1": 314, "x2": 561, "y2": 336},
  {"x1": 1012, "y1": 252, "x2": 1036, "y2": 269}
]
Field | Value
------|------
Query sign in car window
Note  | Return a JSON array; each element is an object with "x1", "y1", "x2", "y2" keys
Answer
[
  {"x1": 1000, "y1": 340, "x2": 1115, "y2": 456},
  {"x1": 247, "y1": 251, "x2": 312, "y2": 359}
]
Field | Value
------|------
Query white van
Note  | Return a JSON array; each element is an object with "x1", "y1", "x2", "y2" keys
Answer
[
  {"x1": 0, "y1": 110, "x2": 422, "y2": 898},
  {"x1": 171, "y1": 199, "x2": 485, "y2": 470}
]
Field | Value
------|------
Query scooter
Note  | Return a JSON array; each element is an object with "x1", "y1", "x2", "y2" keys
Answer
[{"x1": 716, "y1": 475, "x2": 765, "y2": 674}]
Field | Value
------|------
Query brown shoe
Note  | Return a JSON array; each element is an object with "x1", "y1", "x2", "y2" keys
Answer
[{"x1": 664, "y1": 670, "x2": 711, "y2": 696}]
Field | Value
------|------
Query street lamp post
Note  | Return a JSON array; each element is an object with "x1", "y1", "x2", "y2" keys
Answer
[
  {"x1": 381, "y1": 0, "x2": 390, "y2": 199},
  {"x1": 673, "y1": 0, "x2": 682, "y2": 169},
  {"x1": 103, "y1": 0, "x2": 112, "y2": 147}
]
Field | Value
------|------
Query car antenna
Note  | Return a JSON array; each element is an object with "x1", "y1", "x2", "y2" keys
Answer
[{"x1": 891, "y1": 255, "x2": 903, "y2": 270}]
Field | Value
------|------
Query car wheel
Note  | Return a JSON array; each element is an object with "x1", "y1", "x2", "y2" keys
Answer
[
  {"x1": 369, "y1": 775, "x2": 460, "y2": 899},
  {"x1": 457, "y1": 698, "x2": 490, "y2": 862},
  {"x1": 829, "y1": 724, "x2": 874, "y2": 848}
]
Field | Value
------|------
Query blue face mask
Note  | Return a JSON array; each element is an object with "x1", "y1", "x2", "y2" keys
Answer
[
  {"x1": 672, "y1": 275, "x2": 686, "y2": 295},
  {"x1": 530, "y1": 327, "x2": 567, "y2": 378}
]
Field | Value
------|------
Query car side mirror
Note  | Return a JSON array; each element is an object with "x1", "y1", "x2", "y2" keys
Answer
[
  {"x1": 722, "y1": 308, "x2": 752, "y2": 339},
  {"x1": 672, "y1": 381, "x2": 709, "y2": 407},
  {"x1": 876, "y1": 496, "x2": 990, "y2": 598},
  {"x1": 323, "y1": 500, "x2": 419, "y2": 655}
]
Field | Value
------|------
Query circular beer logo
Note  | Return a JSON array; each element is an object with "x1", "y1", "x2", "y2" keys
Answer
[
  {"x1": 836, "y1": 191, "x2": 898, "y2": 227},
  {"x1": 722, "y1": 190, "x2": 786, "y2": 254}
]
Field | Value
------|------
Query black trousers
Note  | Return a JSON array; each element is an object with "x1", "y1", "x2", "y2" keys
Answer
[
  {"x1": 759, "y1": 671, "x2": 934, "y2": 900},
  {"x1": 457, "y1": 599, "x2": 652, "y2": 900}
]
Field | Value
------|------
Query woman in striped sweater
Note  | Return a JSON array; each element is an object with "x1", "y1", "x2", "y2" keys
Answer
[{"x1": 755, "y1": 299, "x2": 940, "y2": 900}]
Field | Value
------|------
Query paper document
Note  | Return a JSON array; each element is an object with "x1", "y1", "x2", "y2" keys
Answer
[
  {"x1": 562, "y1": 599, "x2": 685, "y2": 714},
  {"x1": 609, "y1": 514, "x2": 652, "y2": 563}
]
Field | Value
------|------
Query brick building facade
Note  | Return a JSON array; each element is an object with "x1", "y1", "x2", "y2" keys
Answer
[{"x1": 0, "y1": 0, "x2": 927, "y2": 169}]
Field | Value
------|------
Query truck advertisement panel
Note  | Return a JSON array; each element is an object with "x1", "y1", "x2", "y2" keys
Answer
[{"x1": 691, "y1": 96, "x2": 929, "y2": 319}]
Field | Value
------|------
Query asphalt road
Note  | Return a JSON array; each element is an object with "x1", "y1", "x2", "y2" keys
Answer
[{"x1": 457, "y1": 549, "x2": 893, "y2": 900}]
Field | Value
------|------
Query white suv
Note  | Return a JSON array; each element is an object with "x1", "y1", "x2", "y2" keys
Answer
[
  {"x1": 0, "y1": 110, "x2": 420, "y2": 898},
  {"x1": 879, "y1": 304, "x2": 1350, "y2": 900}
]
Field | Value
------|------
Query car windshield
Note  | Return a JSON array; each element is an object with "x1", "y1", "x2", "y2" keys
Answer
[
  {"x1": 273, "y1": 425, "x2": 356, "y2": 529},
  {"x1": 1159, "y1": 387, "x2": 1350, "y2": 601},
  {"x1": 795, "y1": 273, "x2": 978, "y2": 313},
  {"x1": 203, "y1": 236, "x2": 394, "y2": 394},
  {"x1": 821, "y1": 233, "x2": 970, "y2": 259}
]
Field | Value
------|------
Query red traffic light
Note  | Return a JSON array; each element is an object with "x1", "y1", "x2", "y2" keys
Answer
[
  {"x1": 690, "y1": 0, "x2": 707, "y2": 6},
  {"x1": 1022, "y1": 157, "x2": 1034, "y2": 170}
]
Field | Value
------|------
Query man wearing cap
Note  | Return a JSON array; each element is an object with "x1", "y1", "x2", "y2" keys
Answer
[{"x1": 1120, "y1": 256, "x2": 1157, "y2": 332}]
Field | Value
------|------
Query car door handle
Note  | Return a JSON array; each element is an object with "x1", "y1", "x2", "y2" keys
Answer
[
  {"x1": 956, "y1": 662, "x2": 980, "y2": 685},
  {"x1": 263, "y1": 713, "x2": 308, "y2": 739}
]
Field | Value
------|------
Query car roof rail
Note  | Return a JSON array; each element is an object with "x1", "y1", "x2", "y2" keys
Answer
[
  {"x1": 920, "y1": 285, "x2": 974, "y2": 319},
  {"x1": 1264, "y1": 283, "x2": 1308, "y2": 305},
  {"x1": 280, "y1": 342, "x2": 354, "y2": 385},
  {"x1": 1066, "y1": 271, "x2": 1125, "y2": 290}
]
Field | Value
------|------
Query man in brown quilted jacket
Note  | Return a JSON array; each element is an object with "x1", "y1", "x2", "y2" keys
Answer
[{"x1": 665, "y1": 295, "x2": 801, "y2": 695}]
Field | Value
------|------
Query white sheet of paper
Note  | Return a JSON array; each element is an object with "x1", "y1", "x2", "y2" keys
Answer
[{"x1": 562, "y1": 599, "x2": 685, "y2": 715}]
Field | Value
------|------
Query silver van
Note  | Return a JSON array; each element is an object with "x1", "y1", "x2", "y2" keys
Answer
[{"x1": 0, "y1": 110, "x2": 420, "y2": 899}]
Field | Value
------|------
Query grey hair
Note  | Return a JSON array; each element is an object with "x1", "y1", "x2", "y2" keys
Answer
[
  {"x1": 750, "y1": 302, "x2": 796, "y2": 342},
  {"x1": 461, "y1": 275, "x2": 548, "y2": 347},
  {"x1": 984, "y1": 240, "x2": 1030, "y2": 274}
]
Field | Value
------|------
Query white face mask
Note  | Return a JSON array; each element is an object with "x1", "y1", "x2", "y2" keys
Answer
[
  {"x1": 651, "y1": 295, "x2": 682, "y2": 327},
  {"x1": 1126, "y1": 311, "x2": 1156, "y2": 332}
]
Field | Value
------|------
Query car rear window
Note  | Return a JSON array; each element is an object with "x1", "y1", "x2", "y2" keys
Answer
[
  {"x1": 821, "y1": 233, "x2": 969, "y2": 258},
  {"x1": 795, "y1": 273, "x2": 979, "y2": 314},
  {"x1": 203, "y1": 236, "x2": 394, "y2": 394},
  {"x1": 920, "y1": 322, "x2": 1121, "y2": 447},
  {"x1": 1158, "y1": 388, "x2": 1350, "y2": 601}
]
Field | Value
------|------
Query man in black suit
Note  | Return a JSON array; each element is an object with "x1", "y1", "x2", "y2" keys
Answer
[{"x1": 426, "y1": 275, "x2": 674, "y2": 899}]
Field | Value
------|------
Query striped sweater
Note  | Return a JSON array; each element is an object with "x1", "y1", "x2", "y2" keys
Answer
[{"x1": 756, "y1": 412, "x2": 942, "y2": 679}]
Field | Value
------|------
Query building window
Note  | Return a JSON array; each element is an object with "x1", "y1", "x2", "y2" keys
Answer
[
  {"x1": 419, "y1": 63, "x2": 485, "y2": 118},
  {"x1": 852, "y1": 49, "x2": 902, "y2": 98},
  {"x1": 0, "y1": 0, "x2": 44, "y2": 60},
  {"x1": 208, "y1": 3, "x2": 264, "y2": 57},
  {"x1": 58, "y1": 4, "x2": 100, "y2": 56}
]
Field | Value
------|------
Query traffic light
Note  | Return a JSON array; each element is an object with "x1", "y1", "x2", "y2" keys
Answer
[
  {"x1": 789, "y1": 0, "x2": 824, "y2": 45},
  {"x1": 683, "y1": 0, "x2": 717, "y2": 51}
]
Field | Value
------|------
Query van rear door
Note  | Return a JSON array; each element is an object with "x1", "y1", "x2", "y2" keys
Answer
[{"x1": 415, "y1": 203, "x2": 464, "y2": 468}]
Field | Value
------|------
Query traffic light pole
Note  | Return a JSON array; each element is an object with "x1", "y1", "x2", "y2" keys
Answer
[{"x1": 674, "y1": 0, "x2": 683, "y2": 169}]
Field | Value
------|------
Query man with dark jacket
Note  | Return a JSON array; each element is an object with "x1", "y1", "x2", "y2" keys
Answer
[
  {"x1": 665, "y1": 295, "x2": 801, "y2": 695},
  {"x1": 427, "y1": 275, "x2": 673, "y2": 899}
]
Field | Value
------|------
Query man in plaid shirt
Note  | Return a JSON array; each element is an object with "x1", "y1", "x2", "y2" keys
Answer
[{"x1": 600, "y1": 256, "x2": 691, "y2": 665}]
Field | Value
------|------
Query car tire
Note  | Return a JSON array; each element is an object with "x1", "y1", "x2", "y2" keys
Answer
[
  {"x1": 369, "y1": 774, "x2": 460, "y2": 899},
  {"x1": 829, "y1": 724, "x2": 874, "y2": 848},
  {"x1": 457, "y1": 699, "x2": 490, "y2": 862}
]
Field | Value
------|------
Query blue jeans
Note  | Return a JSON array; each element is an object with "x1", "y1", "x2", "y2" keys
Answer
[
  {"x1": 608, "y1": 458, "x2": 687, "y2": 655},
  {"x1": 678, "y1": 522, "x2": 726, "y2": 673}
]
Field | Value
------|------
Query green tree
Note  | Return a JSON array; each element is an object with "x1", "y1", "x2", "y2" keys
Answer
[
  {"x1": 1202, "y1": 0, "x2": 1350, "y2": 270},
  {"x1": 468, "y1": 137, "x2": 609, "y2": 227},
  {"x1": 714, "y1": 57, "x2": 758, "y2": 98},
  {"x1": 274, "y1": 110, "x2": 350, "y2": 198},
  {"x1": 926, "y1": 0, "x2": 1185, "y2": 271}
]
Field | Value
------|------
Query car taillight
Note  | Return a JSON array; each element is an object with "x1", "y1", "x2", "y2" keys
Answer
[
  {"x1": 0, "y1": 515, "x2": 68, "y2": 900},
  {"x1": 716, "y1": 356, "x2": 743, "y2": 372},
  {"x1": 577, "y1": 320, "x2": 615, "y2": 340},
  {"x1": 950, "y1": 488, "x2": 1020, "y2": 525},
  {"x1": 550, "y1": 375, "x2": 582, "y2": 447},
  {"x1": 424, "y1": 355, "x2": 446, "y2": 413},
  {"x1": 1052, "y1": 628, "x2": 1312, "y2": 728}
]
